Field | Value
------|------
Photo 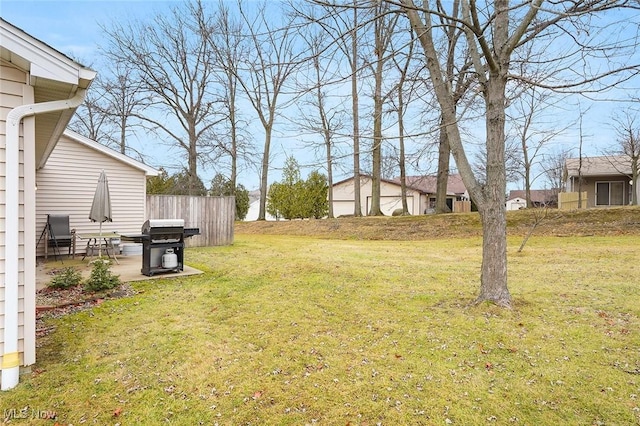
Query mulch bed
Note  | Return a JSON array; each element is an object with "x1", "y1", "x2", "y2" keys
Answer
[{"x1": 36, "y1": 283, "x2": 136, "y2": 342}]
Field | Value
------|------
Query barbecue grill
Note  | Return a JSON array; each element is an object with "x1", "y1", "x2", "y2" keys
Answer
[
  {"x1": 120, "y1": 219, "x2": 200, "y2": 276},
  {"x1": 139, "y1": 219, "x2": 199, "y2": 276}
]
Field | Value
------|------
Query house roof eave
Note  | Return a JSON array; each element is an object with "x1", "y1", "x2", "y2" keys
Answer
[
  {"x1": 565, "y1": 155, "x2": 633, "y2": 177},
  {"x1": 1, "y1": 18, "x2": 96, "y2": 87},
  {"x1": 332, "y1": 174, "x2": 428, "y2": 194},
  {"x1": 60, "y1": 129, "x2": 160, "y2": 176},
  {"x1": 1, "y1": 18, "x2": 97, "y2": 167}
]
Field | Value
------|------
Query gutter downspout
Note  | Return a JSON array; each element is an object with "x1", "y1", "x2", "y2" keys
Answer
[{"x1": 2, "y1": 89, "x2": 87, "y2": 391}]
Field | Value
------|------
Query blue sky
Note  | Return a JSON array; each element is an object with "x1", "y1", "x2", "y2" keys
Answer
[
  {"x1": 1, "y1": 1, "x2": 177, "y2": 63},
  {"x1": 2, "y1": 1, "x2": 638, "y2": 192},
  {"x1": 2, "y1": 0, "x2": 361, "y2": 192},
  {"x1": 2, "y1": 0, "x2": 271, "y2": 189}
]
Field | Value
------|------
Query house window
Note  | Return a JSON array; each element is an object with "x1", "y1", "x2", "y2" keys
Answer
[{"x1": 596, "y1": 181, "x2": 624, "y2": 206}]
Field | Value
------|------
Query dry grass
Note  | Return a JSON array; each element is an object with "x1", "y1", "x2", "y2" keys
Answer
[
  {"x1": 235, "y1": 206, "x2": 640, "y2": 240},
  {"x1": 3, "y1": 208, "x2": 640, "y2": 424}
]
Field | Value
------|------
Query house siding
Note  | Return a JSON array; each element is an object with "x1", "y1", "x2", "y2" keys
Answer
[
  {"x1": 568, "y1": 175, "x2": 631, "y2": 208},
  {"x1": 0, "y1": 60, "x2": 37, "y2": 370},
  {"x1": 506, "y1": 197, "x2": 527, "y2": 211},
  {"x1": 332, "y1": 176, "x2": 423, "y2": 216},
  {"x1": 36, "y1": 133, "x2": 150, "y2": 257},
  {"x1": 565, "y1": 156, "x2": 639, "y2": 207}
]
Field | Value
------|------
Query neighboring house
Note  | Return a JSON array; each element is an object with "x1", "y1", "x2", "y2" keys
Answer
[
  {"x1": 36, "y1": 129, "x2": 158, "y2": 257},
  {"x1": 331, "y1": 174, "x2": 469, "y2": 216},
  {"x1": 506, "y1": 189, "x2": 558, "y2": 210},
  {"x1": 400, "y1": 174, "x2": 469, "y2": 213},
  {"x1": 245, "y1": 190, "x2": 277, "y2": 221},
  {"x1": 564, "y1": 155, "x2": 639, "y2": 208},
  {"x1": 1, "y1": 19, "x2": 96, "y2": 389}
]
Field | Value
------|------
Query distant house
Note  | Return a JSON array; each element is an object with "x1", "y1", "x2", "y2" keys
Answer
[
  {"x1": 245, "y1": 190, "x2": 277, "y2": 221},
  {"x1": 331, "y1": 174, "x2": 469, "y2": 216},
  {"x1": 564, "y1": 155, "x2": 639, "y2": 207},
  {"x1": 506, "y1": 189, "x2": 558, "y2": 210},
  {"x1": 399, "y1": 174, "x2": 469, "y2": 213},
  {"x1": 35, "y1": 130, "x2": 158, "y2": 257}
]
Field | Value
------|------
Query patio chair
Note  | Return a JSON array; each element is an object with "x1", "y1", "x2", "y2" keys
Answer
[{"x1": 45, "y1": 214, "x2": 73, "y2": 261}]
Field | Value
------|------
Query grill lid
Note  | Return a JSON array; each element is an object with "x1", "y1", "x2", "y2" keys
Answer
[
  {"x1": 142, "y1": 219, "x2": 185, "y2": 234},
  {"x1": 148, "y1": 219, "x2": 184, "y2": 228}
]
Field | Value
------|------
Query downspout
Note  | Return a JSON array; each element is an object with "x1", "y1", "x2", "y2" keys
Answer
[{"x1": 2, "y1": 89, "x2": 88, "y2": 391}]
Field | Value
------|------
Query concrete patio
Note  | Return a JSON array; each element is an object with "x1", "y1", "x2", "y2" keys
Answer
[{"x1": 36, "y1": 253, "x2": 203, "y2": 291}]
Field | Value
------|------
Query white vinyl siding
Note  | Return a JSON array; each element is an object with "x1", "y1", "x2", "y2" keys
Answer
[
  {"x1": 332, "y1": 176, "x2": 423, "y2": 217},
  {"x1": 332, "y1": 200, "x2": 356, "y2": 217},
  {"x1": 36, "y1": 133, "x2": 150, "y2": 256},
  {"x1": 2, "y1": 19, "x2": 99, "y2": 389},
  {"x1": 1, "y1": 61, "x2": 36, "y2": 369},
  {"x1": 366, "y1": 195, "x2": 415, "y2": 216}
]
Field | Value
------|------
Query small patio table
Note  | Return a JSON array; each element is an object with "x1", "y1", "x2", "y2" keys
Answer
[{"x1": 78, "y1": 232, "x2": 120, "y2": 264}]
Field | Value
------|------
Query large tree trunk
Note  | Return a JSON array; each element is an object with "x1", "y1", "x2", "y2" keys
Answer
[
  {"x1": 229, "y1": 77, "x2": 238, "y2": 190},
  {"x1": 188, "y1": 127, "x2": 199, "y2": 195},
  {"x1": 120, "y1": 116, "x2": 127, "y2": 155},
  {"x1": 258, "y1": 129, "x2": 271, "y2": 221},
  {"x1": 369, "y1": 83, "x2": 383, "y2": 216},
  {"x1": 475, "y1": 72, "x2": 510, "y2": 306},
  {"x1": 326, "y1": 138, "x2": 334, "y2": 218},
  {"x1": 477, "y1": 201, "x2": 510, "y2": 306},
  {"x1": 435, "y1": 115, "x2": 451, "y2": 213},
  {"x1": 402, "y1": 0, "x2": 514, "y2": 307},
  {"x1": 369, "y1": 16, "x2": 385, "y2": 216},
  {"x1": 398, "y1": 106, "x2": 409, "y2": 214}
]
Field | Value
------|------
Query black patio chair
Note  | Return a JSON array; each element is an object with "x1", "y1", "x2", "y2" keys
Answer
[{"x1": 45, "y1": 214, "x2": 73, "y2": 262}]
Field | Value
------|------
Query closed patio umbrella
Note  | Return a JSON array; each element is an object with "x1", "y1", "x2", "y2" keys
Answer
[{"x1": 89, "y1": 169, "x2": 112, "y2": 257}]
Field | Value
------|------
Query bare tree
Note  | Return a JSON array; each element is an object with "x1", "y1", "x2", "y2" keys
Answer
[
  {"x1": 234, "y1": 1, "x2": 303, "y2": 220},
  {"x1": 349, "y1": 1, "x2": 364, "y2": 216},
  {"x1": 363, "y1": 1, "x2": 399, "y2": 216},
  {"x1": 389, "y1": 30, "x2": 418, "y2": 215},
  {"x1": 101, "y1": 1, "x2": 223, "y2": 195},
  {"x1": 203, "y1": 1, "x2": 255, "y2": 193},
  {"x1": 509, "y1": 87, "x2": 570, "y2": 207},
  {"x1": 293, "y1": 24, "x2": 349, "y2": 219},
  {"x1": 577, "y1": 110, "x2": 586, "y2": 208},
  {"x1": 544, "y1": 148, "x2": 573, "y2": 198},
  {"x1": 307, "y1": 1, "x2": 367, "y2": 216},
  {"x1": 432, "y1": 0, "x2": 477, "y2": 215},
  {"x1": 68, "y1": 74, "x2": 117, "y2": 145},
  {"x1": 101, "y1": 63, "x2": 149, "y2": 158},
  {"x1": 399, "y1": 0, "x2": 640, "y2": 307},
  {"x1": 69, "y1": 65, "x2": 148, "y2": 161},
  {"x1": 610, "y1": 109, "x2": 640, "y2": 205}
]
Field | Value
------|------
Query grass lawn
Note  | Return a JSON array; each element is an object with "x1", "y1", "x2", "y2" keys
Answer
[{"x1": 4, "y1": 233, "x2": 640, "y2": 425}]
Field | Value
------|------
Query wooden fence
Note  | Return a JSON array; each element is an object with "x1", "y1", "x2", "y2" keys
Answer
[
  {"x1": 558, "y1": 192, "x2": 587, "y2": 210},
  {"x1": 453, "y1": 200, "x2": 472, "y2": 213},
  {"x1": 146, "y1": 195, "x2": 235, "y2": 247}
]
